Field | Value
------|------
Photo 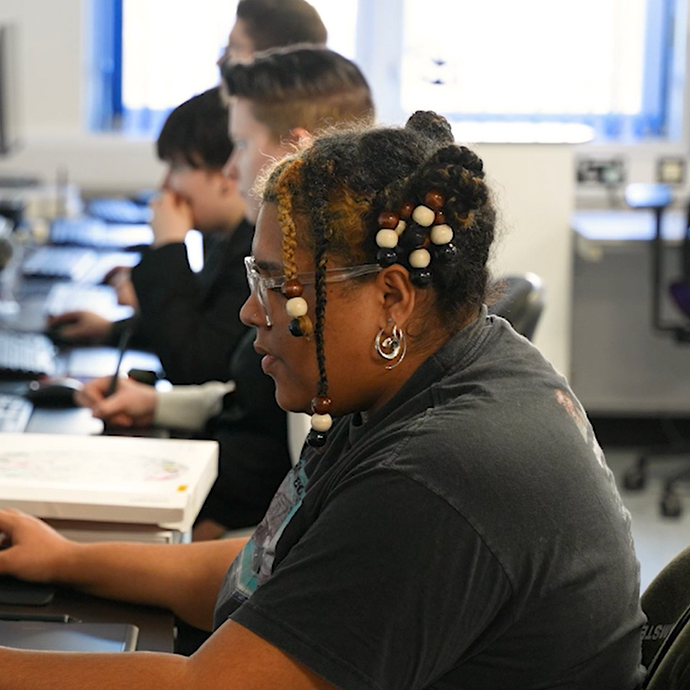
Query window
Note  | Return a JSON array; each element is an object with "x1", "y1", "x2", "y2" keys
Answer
[
  {"x1": 90, "y1": 0, "x2": 684, "y2": 143},
  {"x1": 90, "y1": 0, "x2": 357, "y2": 138},
  {"x1": 90, "y1": 0, "x2": 236, "y2": 135},
  {"x1": 398, "y1": 0, "x2": 682, "y2": 141}
]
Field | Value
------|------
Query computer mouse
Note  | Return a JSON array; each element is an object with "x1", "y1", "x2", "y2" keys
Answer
[{"x1": 24, "y1": 378, "x2": 84, "y2": 408}]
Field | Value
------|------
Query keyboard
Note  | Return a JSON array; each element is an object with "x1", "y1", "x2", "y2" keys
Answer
[
  {"x1": 0, "y1": 393, "x2": 33, "y2": 433},
  {"x1": 0, "y1": 331, "x2": 57, "y2": 379},
  {"x1": 50, "y1": 217, "x2": 153, "y2": 250},
  {"x1": 45, "y1": 283, "x2": 135, "y2": 321},
  {"x1": 86, "y1": 197, "x2": 152, "y2": 225},
  {"x1": 23, "y1": 246, "x2": 100, "y2": 281},
  {"x1": 22, "y1": 246, "x2": 141, "y2": 283}
]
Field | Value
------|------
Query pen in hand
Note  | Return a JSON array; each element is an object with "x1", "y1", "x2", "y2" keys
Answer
[{"x1": 104, "y1": 323, "x2": 136, "y2": 398}]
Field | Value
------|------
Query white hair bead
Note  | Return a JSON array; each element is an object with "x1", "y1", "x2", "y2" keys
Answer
[
  {"x1": 286, "y1": 296, "x2": 308, "y2": 318},
  {"x1": 395, "y1": 219, "x2": 407, "y2": 235},
  {"x1": 311, "y1": 412, "x2": 333, "y2": 432},
  {"x1": 376, "y1": 228, "x2": 399, "y2": 248},
  {"x1": 430, "y1": 224, "x2": 454, "y2": 245},
  {"x1": 412, "y1": 205, "x2": 435, "y2": 227},
  {"x1": 409, "y1": 248, "x2": 431, "y2": 268}
]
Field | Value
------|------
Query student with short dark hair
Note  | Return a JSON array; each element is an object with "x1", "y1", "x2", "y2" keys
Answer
[
  {"x1": 48, "y1": 87, "x2": 251, "y2": 386},
  {"x1": 221, "y1": 45, "x2": 375, "y2": 223}
]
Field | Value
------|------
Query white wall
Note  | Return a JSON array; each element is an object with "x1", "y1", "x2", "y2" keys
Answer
[
  {"x1": 0, "y1": 0, "x2": 165, "y2": 191},
  {"x1": 2, "y1": 0, "x2": 82, "y2": 135},
  {"x1": 475, "y1": 144, "x2": 574, "y2": 376}
]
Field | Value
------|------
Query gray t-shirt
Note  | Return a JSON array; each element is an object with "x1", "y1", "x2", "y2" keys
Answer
[{"x1": 214, "y1": 310, "x2": 645, "y2": 690}]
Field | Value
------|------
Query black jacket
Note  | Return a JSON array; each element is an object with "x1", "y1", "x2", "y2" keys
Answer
[{"x1": 110, "y1": 219, "x2": 253, "y2": 385}]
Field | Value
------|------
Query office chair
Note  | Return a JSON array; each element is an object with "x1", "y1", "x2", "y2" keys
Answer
[
  {"x1": 640, "y1": 544, "x2": 690, "y2": 670},
  {"x1": 488, "y1": 273, "x2": 545, "y2": 341},
  {"x1": 643, "y1": 607, "x2": 690, "y2": 689},
  {"x1": 669, "y1": 205, "x2": 690, "y2": 321},
  {"x1": 640, "y1": 545, "x2": 690, "y2": 688},
  {"x1": 621, "y1": 184, "x2": 690, "y2": 517}
]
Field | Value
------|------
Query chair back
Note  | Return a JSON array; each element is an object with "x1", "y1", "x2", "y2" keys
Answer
[
  {"x1": 670, "y1": 280, "x2": 690, "y2": 321},
  {"x1": 668, "y1": 205, "x2": 690, "y2": 321},
  {"x1": 488, "y1": 273, "x2": 545, "y2": 341},
  {"x1": 644, "y1": 605, "x2": 690, "y2": 689},
  {"x1": 641, "y1": 545, "x2": 690, "y2": 670}
]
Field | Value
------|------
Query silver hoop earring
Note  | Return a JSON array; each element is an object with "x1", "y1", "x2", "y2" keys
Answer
[{"x1": 374, "y1": 325, "x2": 407, "y2": 370}]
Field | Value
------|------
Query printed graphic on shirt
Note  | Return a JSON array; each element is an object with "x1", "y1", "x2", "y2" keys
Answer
[
  {"x1": 216, "y1": 457, "x2": 309, "y2": 620},
  {"x1": 554, "y1": 387, "x2": 635, "y2": 547},
  {"x1": 555, "y1": 387, "x2": 606, "y2": 469}
]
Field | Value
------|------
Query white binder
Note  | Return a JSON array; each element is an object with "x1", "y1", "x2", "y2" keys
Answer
[{"x1": 0, "y1": 433, "x2": 218, "y2": 533}]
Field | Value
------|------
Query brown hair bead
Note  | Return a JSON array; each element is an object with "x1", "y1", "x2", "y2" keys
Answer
[
  {"x1": 377, "y1": 211, "x2": 400, "y2": 229},
  {"x1": 282, "y1": 279, "x2": 304, "y2": 298},
  {"x1": 434, "y1": 210, "x2": 446, "y2": 225},
  {"x1": 311, "y1": 395, "x2": 333, "y2": 414},
  {"x1": 425, "y1": 190, "x2": 445, "y2": 211},
  {"x1": 399, "y1": 202, "x2": 414, "y2": 219}
]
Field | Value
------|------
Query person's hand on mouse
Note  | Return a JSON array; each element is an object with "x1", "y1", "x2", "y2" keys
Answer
[
  {"x1": 26, "y1": 377, "x2": 83, "y2": 408},
  {"x1": 0, "y1": 509, "x2": 75, "y2": 584},
  {"x1": 149, "y1": 189, "x2": 194, "y2": 247},
  {"x1": 75, "y1": 374, "x2": 157, "y2": 427},
  {"x1": 46, "y1": 311, "x2": 113, "y2": 343}
]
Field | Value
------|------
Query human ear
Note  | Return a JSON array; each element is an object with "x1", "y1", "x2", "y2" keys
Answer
[
  {"x1": 288, "y1": 127, "x2": 313, "y2": 149},
  {"x1": 376, "y1": 266, "x2": 417, "y2": 329}
]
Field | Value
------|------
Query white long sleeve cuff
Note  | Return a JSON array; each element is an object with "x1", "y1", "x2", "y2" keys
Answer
[{"x1": 153, "y1": 380, "x2": 236, "y2": 431}]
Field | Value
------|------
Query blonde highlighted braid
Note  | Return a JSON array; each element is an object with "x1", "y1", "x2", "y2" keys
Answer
[{"x1": 275, "y1": 159, "x2": 313, "y2": 338}]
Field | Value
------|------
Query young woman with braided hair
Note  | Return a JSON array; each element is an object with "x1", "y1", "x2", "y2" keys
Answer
[{"x1": 0, "y1": 113, "x2": 645, "y2": 689}]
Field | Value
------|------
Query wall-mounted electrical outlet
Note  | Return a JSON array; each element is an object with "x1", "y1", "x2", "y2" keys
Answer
[
  {"x1": 657, "y1": 157, "x2": 686, "y2": 184},
  {"x1": 576, "y1": 158, "x2": 626, "y2": 186}
]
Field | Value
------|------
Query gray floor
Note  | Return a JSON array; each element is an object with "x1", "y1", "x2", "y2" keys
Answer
[{"x1": 605, "y1": 447, "x2": 690, "y2": 592}]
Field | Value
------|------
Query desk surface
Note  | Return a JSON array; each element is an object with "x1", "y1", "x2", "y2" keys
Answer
[
  {"x1": 0, "y1": 587, "x2": 175, "y2": 652},
  {"x1": 0, "y1": 242, "x2": 195, "y2": 654},
  {"x1": 571, "y1": 208, "x2": 687, "y2": 243}
]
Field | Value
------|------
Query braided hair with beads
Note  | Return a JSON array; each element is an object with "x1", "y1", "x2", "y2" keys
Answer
[{"x1": 262, "y1": 111, "x2": 497, "y2": 448}]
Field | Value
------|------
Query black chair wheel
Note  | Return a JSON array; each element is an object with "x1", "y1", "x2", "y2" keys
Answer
[
  {"x1": 623, "y1": 466, "x2": 646, "y2": 491},
  {"x1": 661, "y1": 491, "x2": 683, "y2": 518}
]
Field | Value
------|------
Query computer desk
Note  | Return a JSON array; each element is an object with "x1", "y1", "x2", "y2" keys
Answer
[
  {"x1": 0, "y1": 341, "x2": 164, "y2": 437},
  {"x1": 1, "y1": 587, "x2": 176, "y2": 652},
  {"x1": 0, "y1": 250, "x2": 207, "y2": 651},
  {"x1": 570, "y1": 206, "x2": 690, "y2": 415},
  {"x1": 0, "y1": 370, "x2": 180, "y2": 651},
  {"x1": 0, "y1": 368, "x2": 184, "y2": 651}
]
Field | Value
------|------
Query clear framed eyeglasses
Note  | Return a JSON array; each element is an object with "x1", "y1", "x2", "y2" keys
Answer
[{"x1": 244, "y1": 255, "x2": 381, "y2": 326}]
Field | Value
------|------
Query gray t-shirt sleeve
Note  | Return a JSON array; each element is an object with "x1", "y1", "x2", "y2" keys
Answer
[{"x1": 232, "y1": 469, "x2": 512, "y2": 690}]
